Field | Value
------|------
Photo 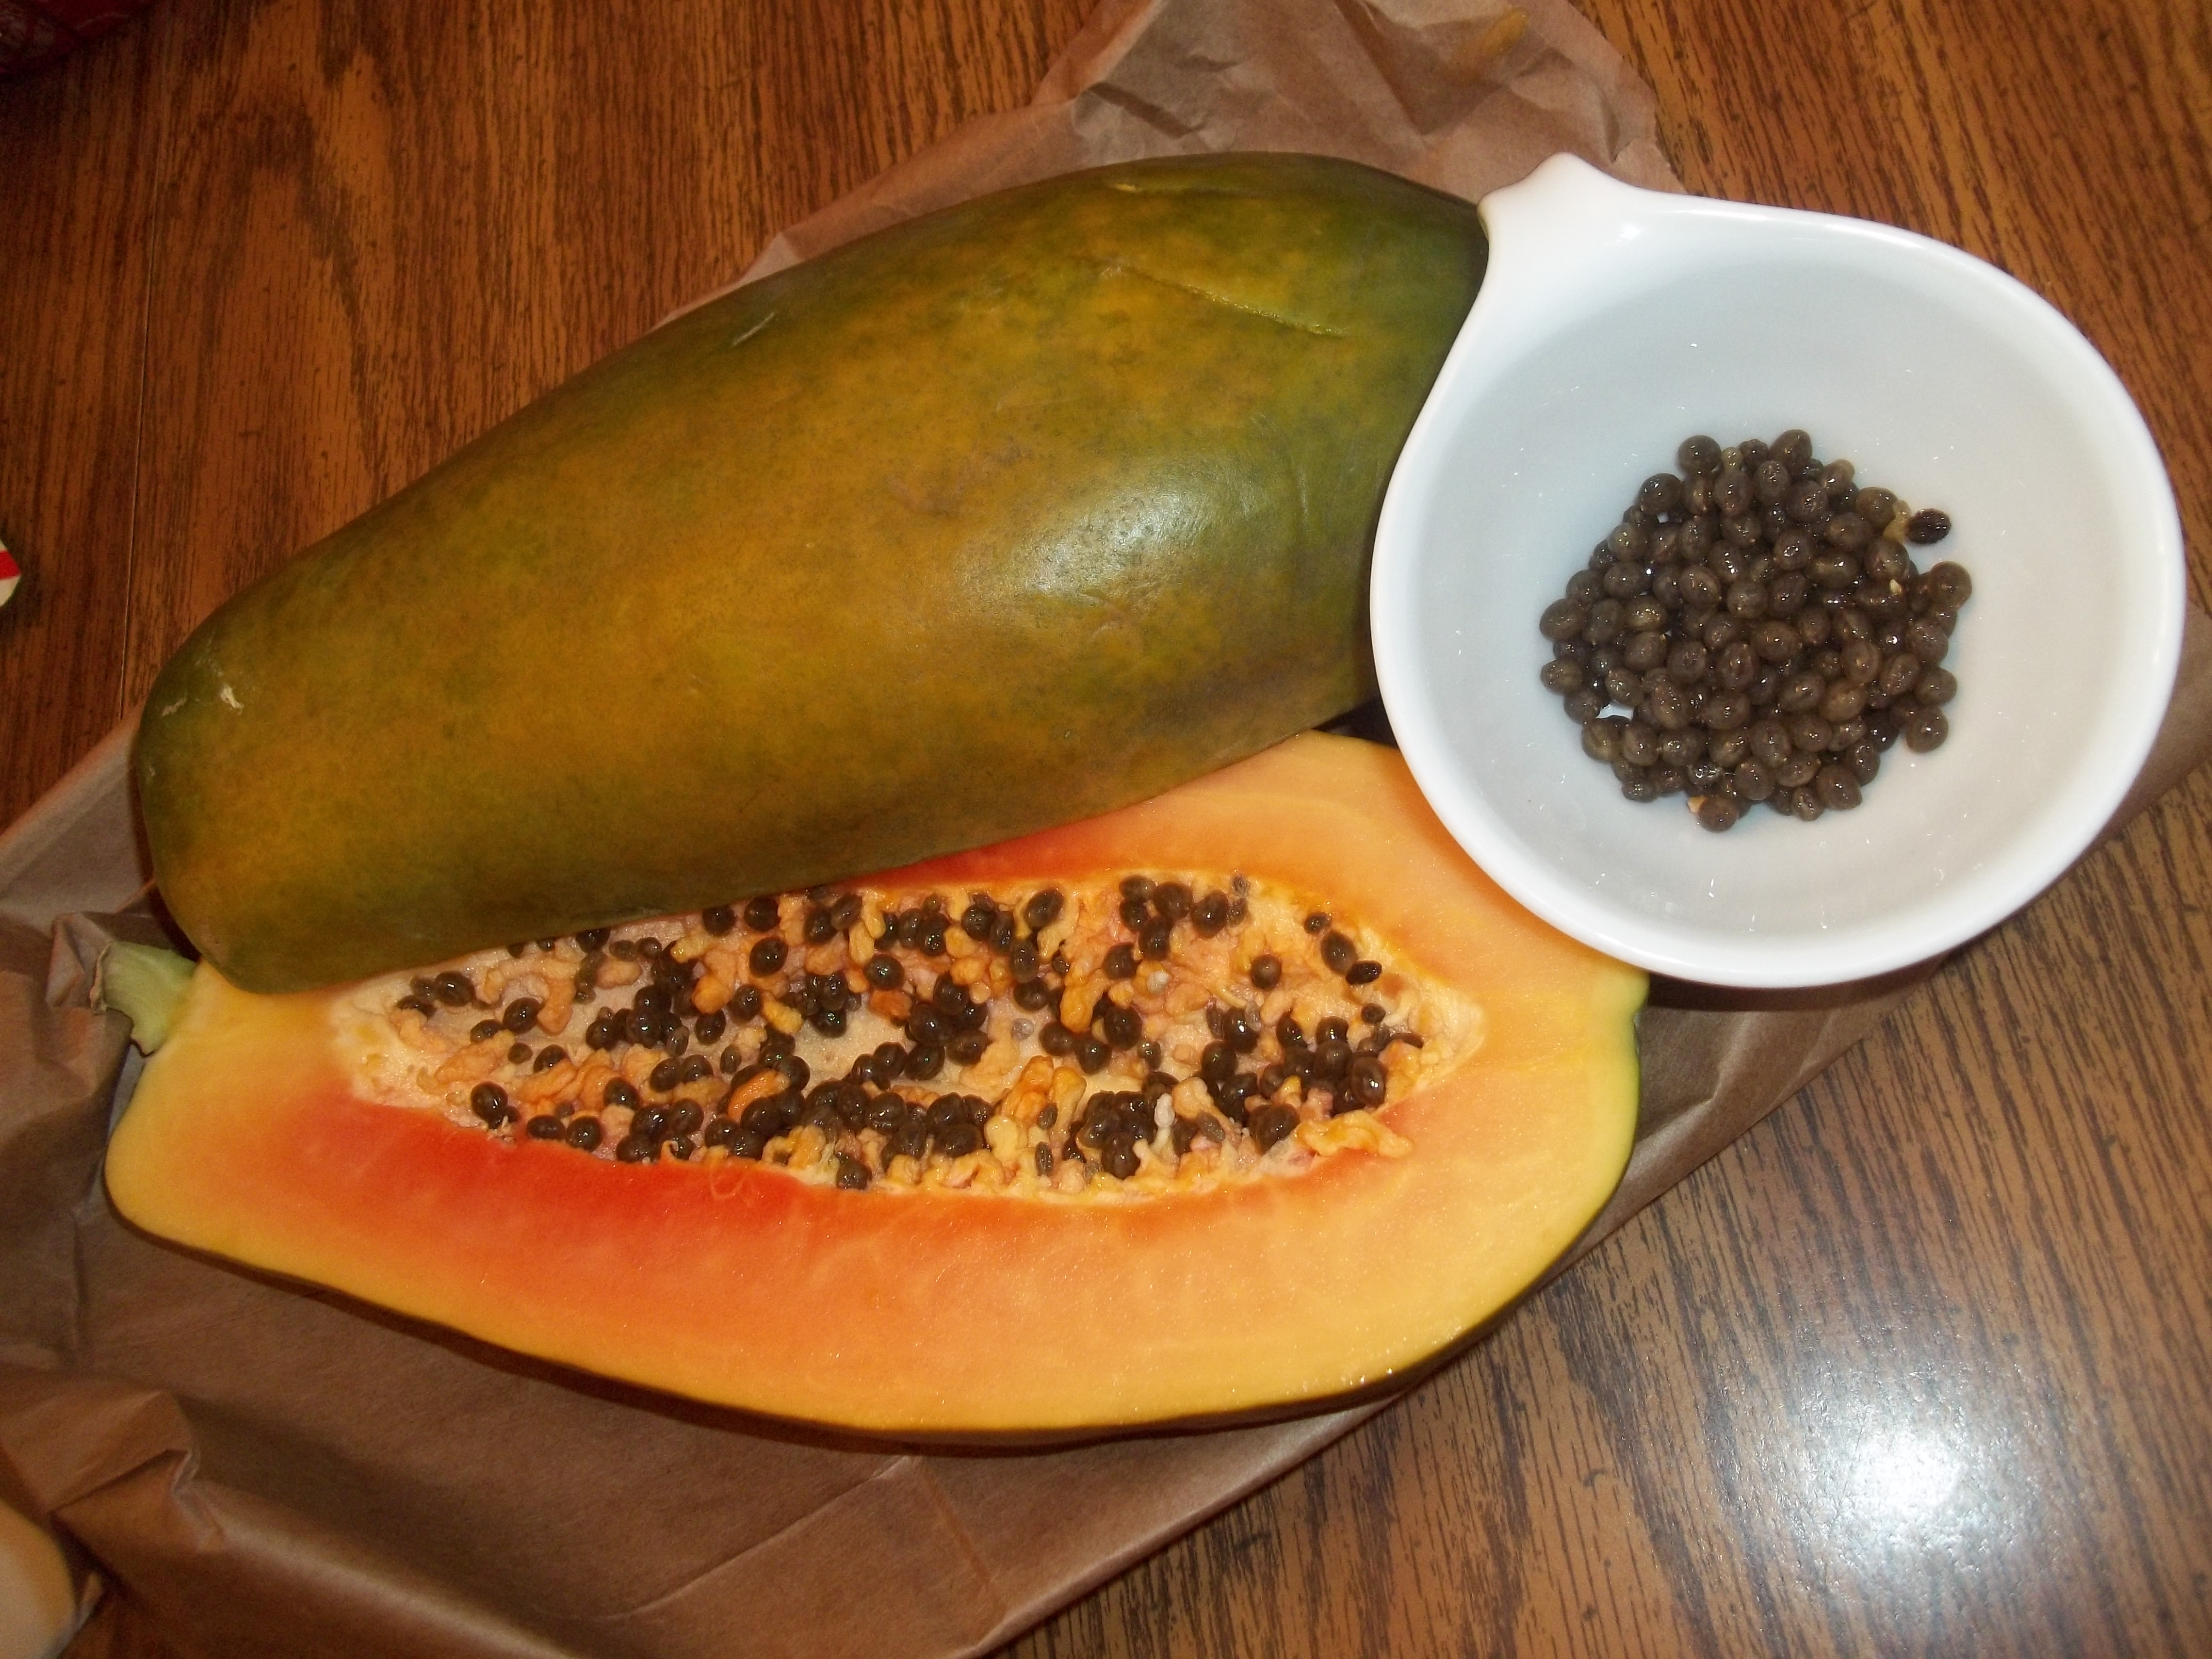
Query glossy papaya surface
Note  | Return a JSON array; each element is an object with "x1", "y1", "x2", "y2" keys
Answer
[
  {"x1": 136, "y1": 154, "x2": 1488, "y2": 993},
  {"x1": 107, "y1": 735, "x2": 1644, "y2": 1437}
]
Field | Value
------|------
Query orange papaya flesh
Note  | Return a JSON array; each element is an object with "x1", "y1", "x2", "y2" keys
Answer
[
  {"x1": 105, "y1": 735, "x2": 1643, "y2": 1436},
  {"x1": 134, "y1": 153, "x2": 1488, "y2": 995}
]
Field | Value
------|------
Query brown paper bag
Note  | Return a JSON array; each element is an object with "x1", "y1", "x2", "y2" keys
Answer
[{"x1": 4, "y1": 1, "x2": 2207, "y2": 1654}]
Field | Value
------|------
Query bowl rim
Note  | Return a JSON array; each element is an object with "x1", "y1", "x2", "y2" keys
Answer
[{"x1": 1370, "y1": 155, "x2": 2187, "y2": 988}]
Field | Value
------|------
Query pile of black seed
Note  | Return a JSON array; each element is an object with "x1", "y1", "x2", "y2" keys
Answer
[
  {"x1": 1538, "y1": 429, "x2": 1970, "y2": 831},
  {"x1": 409, "y1": 879, "x2": 1423, "y2": 1181}
]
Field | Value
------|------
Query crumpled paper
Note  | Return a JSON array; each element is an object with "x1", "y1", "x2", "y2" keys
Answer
[{"x1": 4, "y1": 0, "x2": 2206, "y2": 1654}]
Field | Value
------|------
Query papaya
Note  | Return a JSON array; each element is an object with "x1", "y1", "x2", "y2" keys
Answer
[
  {"x1": 135, "y1": 153, "x2": 1489, "y2": 995},
  {"x1": 106, "y1": 734, "x2": 1644, "y2": 1436}
]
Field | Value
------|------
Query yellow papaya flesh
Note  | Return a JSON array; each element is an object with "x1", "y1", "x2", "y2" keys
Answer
[
  {"x1": 136, "y1": 154, "x2": 1488, "y2": 994},
  {"x1": 106, "y1": 735, "x2": 1644, "y2": 1436}
]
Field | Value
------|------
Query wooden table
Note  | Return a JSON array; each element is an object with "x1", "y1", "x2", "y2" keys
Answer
[{"x1": 5, "y1": 1, "x2": 2207, "y2": 1653}]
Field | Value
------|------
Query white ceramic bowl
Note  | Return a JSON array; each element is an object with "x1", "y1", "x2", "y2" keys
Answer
[{"x1": 1371, "y1": 155, "x2": 2185, "y2": 987}]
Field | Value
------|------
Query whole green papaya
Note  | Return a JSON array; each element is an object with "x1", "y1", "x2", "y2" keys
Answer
[{"x1": 137, "y1": 153, "x2": 1487, "y2": 991}]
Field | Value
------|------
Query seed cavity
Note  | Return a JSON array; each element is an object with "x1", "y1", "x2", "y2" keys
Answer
[{"x1": 349, "y1": 868, "x2": 1472, "y2": 1198}]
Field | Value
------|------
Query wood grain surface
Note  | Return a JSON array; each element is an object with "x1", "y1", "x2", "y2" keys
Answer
[{"x1": 4, "y1": 0, "x2": 2207, "y2": 1654}]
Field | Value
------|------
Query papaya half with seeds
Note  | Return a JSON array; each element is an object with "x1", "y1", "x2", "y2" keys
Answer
[
  {"x1": 135, "y1": 153, "x2": 1489, "y2": 995},
  {"x1": 106, "y1": 735, "x2": 1644, "y2": 1437}
]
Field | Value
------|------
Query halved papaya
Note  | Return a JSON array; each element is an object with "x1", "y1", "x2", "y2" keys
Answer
[{"x1": 105, "y1": 735, "x2": 1642, "y2": 1436}]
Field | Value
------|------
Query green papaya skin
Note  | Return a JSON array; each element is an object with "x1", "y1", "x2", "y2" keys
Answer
[{"x1": 136, "y1": 153, "x2": 1487, "y2": 993}]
